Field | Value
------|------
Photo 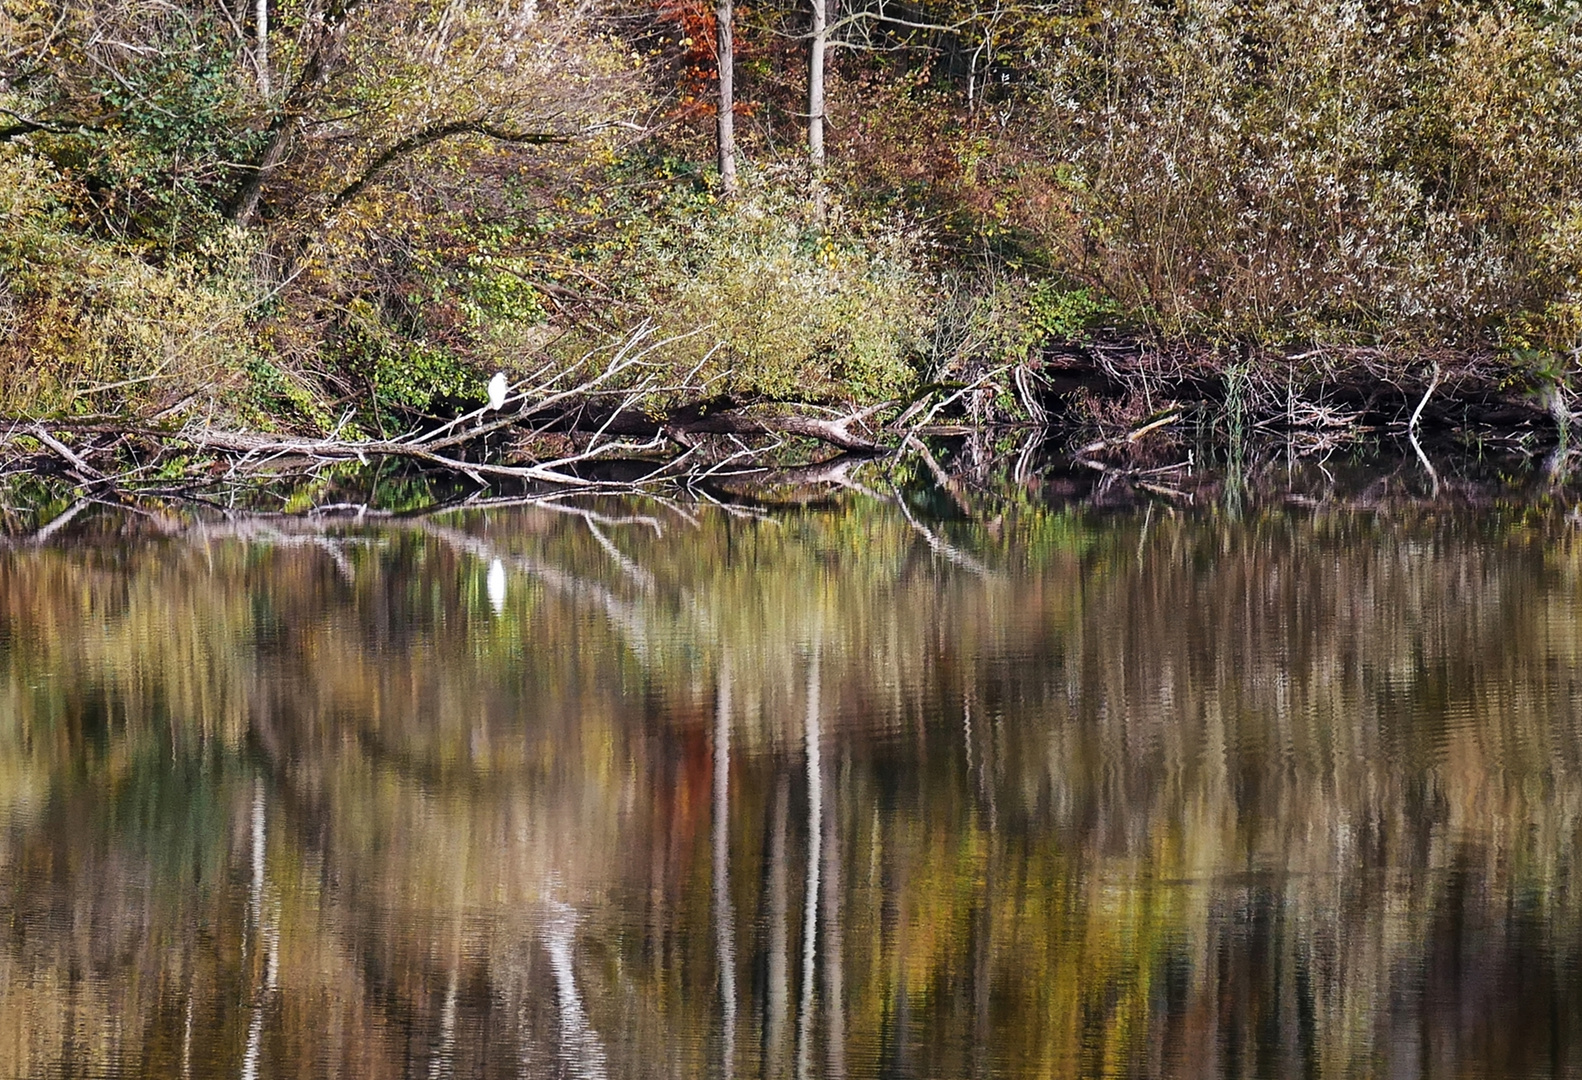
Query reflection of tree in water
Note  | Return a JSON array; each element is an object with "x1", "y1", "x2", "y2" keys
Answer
[{"x1": 4, "y1": 487, "x2": 1582, "y2": 1076}]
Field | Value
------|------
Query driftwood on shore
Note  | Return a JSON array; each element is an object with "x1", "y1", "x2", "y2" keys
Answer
[
  {"x1": 1, "y1": 331, "x2": 1570, "y2": 499},
  {"x1": 0, "y1": 397, "x2": 902, "y2": 494},
  {"x1": 0, "y1": 326, "x2": 907, "y2": 492}
]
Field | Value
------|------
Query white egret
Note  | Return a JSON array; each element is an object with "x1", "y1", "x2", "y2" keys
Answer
[{"x1": 486, "y1": 371, "x2": 508, "y2": 411}]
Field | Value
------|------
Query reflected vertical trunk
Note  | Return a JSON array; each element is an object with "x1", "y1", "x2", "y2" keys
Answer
[
  {"x1": 545, "y1": 904, "x2": 609, "y2": 1080},
  {"x1": 796, "y1": 646, "x2": 823, "y2": 1080},
  {"x1": 822, "y1": 751, "x2": 846, "y2": 1080},
  {"x1": 715, "y1": 656, "x2": 737, "y2": 1080},
  {"x1": 429, "y1": 966, "x2": 458, "y2": 1080},
  {"x1": 807, "y1": 0, "x2": 827, "y2": 218},
  {"x1": 765, "y1": 777, "x2": 791, "y2": 1080},
  {"x1": 242, "y1": 778, "x2": 268, "y2": 1080}
]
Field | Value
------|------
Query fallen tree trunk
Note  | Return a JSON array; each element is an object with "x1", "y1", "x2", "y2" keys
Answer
[{"x1": 573, "y1": 398, "x2": 890, "y2": 452}]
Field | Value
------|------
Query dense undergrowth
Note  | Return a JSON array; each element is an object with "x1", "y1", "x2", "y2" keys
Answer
[{"x1": 1, "y1": 0, "x2": 1580, "y2": 441}]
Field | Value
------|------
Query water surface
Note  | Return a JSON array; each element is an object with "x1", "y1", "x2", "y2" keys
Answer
[{"x1": 4, "y1": 464, "x2": 1582, "y2": 1078}]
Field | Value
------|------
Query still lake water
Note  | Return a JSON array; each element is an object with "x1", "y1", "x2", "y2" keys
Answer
[{"x1": 5, "y1": 461, "x2": 1582, "y2": 1078}]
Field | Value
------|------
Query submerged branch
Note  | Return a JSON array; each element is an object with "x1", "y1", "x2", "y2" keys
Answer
[
  {"x1": 163, "y1": 428, "x2": 611, "y2": 487},
  {"x1": 1409, "y1": 361, "x2": 1442, "y2": 435}
]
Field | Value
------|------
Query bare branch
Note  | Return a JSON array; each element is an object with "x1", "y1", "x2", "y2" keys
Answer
[{"x1": 324, "y1": 119, "x2": 572, "y2": 214}]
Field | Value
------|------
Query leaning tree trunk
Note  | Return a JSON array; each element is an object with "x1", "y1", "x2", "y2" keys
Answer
[
  {"x1": 717, "y1": 0, "x2": 738, "y2": 196},
  {"x1": 807, "y1": 0, "x2": 826, "y2": 221},
  {"x1": 228, "y1": 1, "x2": 367, "y2": 226}
]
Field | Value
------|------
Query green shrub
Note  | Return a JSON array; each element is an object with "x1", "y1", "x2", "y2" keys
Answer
[
  {"x1": 924, "y1": 270, "x2": 1122, "y2": 385},
  {"x1": 0, "y1": 145, "x2": 260, "y2": 419},
  {"x1": 572, "y1": 165, "x2": 931, "y2": 404},
  {"x1": 1026, "y1": 281, "x2": 1121, "y2": 344}
]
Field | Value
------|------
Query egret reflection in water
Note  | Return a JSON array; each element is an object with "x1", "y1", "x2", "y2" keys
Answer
[
  {"x1": 2, "y1": 468, "x2": 1582, "y2": 1078},
  {"x1": 487, "y1": 557, "x2": 507, "y2": 614}
]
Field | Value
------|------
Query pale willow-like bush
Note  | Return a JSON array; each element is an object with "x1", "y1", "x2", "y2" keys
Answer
[
  {"x1": 1032, "y1": 0, "x2": 1582, "y2": 351},
  {"x1": 634, "y1": 182, "x2": 930, "y2": 403}
]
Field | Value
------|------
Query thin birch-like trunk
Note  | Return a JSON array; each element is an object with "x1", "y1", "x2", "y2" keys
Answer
[
  {"x1": 255, "y1": 0, "x2": 270, "y2": 97},
  {"x1": 717, "y1": 0, "x2": 737, "y2": 195},
  {"x1": 807, "y1": 0, "x2": 826, "y2": 220}
]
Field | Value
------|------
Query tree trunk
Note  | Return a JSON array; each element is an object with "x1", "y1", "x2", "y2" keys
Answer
[
  {"x1": 716, "y1": 0, "x2": 737, "y2": 196},
  {"x1": 807, "y1": 0, "x2": 826, "y2": 220},
  {"x1": 229, "y1": 123, "x2": 290, "y2": 226},
  {"x1": 227, "y1": 5, "x2": 365, "y2": 225}
]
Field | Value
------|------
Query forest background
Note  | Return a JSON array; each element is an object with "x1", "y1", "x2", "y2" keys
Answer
[{"x1": 2, "y1": 0, "x2": 1581, "y2": 445}]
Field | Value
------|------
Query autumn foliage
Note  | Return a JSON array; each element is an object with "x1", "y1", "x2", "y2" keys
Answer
[{"x1": 2, "y1": 0, "x2": 1582, "y2": 431}]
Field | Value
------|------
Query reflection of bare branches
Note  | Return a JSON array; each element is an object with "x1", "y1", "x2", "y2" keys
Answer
[
  {"x1": 699, "y1": 453, "x2": 887, "y2": 512},
  {"x1": 193, "y1": 519, "x2": 369, "y2": 579},
  {"x1": 584, "y1": 520, "x2": 654, "y2": 591},
  {"x1": 689, "y1": 436, "x2": 783, "y2": 485},
  {"x1": 1012, "y1": 429, "x2": 1044, "y2": 486},
  {"x1": 905, "y1": 435, "x2": 974, "y2": 518},
  {"x1": 890, "y1": 488, "x2": 993, "y2": 578},
  {"x1": 695, "y1": 488, "x2": 780, "y2": 524},
  {"x1": 747, "y1": 452, "x2": 873, "y2": 491},
  {"x1": 418, "y1": 521, "x2": 657, "y2": 662},
  {"x1": 646, "y1": 495, "x2": 702, "y2": 529},
  {"x1": 28, "y1": 498, "x2": 90, "y2": 544},
  {"x1": 532, "y1": 501, "x2": 666, "y2": 536},
  {"x1": 1408, "y1": 362, "x2": 1444, "y2": 497},
  {"x1": 172, "y1": 498, "x2": 696, "y2": 668},
  {"x1": 1410, "y1": 432, "x2": 1441, "y2": 497}
]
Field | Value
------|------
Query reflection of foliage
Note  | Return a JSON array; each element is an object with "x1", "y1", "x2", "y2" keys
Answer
[{"x1": 6, "y1": 489, "x2": 1582, "y2": 1074}]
